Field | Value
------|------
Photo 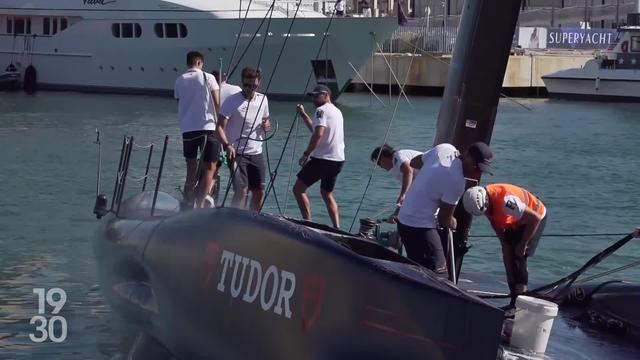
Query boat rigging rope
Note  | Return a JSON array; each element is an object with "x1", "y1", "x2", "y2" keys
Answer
[
  {"x1": 258, "y1": 9, "x2": 338, "y2": 214},
  {"x1": 221, "y1": 0, "x2": 305, "y2": 209},
  {"x1": 227, "y1": 1, "x2": 276, "y2": 80},
  {"x1": 397, "y1": 38, "x2": 533, "y2": 112},
  {"x1": 575, "y1": 259, "x2": 640, "y2": 284},
  {"x1": 468, "y1": 232, "x2": 632, "y2": 238},
  {"x1": 478, "y1": 231, "x2": 638, "y2": 300},
  {"x1": 281, "y1": 114, "x2": 301, "y2": 215},
  {"x1": 347, "y1": 18, "x2": 430, "y2": 232},
  {"x1": 226, "y1": 0, "x2": 255, "y2": 76}
]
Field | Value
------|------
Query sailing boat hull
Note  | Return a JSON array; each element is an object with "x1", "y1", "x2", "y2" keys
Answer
[{"x1": 95, "y1": 191, "x2": 504, "y2": 359}]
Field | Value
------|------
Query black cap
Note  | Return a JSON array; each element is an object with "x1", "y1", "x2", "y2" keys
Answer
[
  {"x1": 308, "y1": 84, "x2": 331, "y2": 96},
  {"x1": 466, "y1": 142, "x2": 493, "y2": 175}
]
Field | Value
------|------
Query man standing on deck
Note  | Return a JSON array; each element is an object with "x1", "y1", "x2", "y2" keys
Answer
[
  {"x1": 462, "y1": 184, "x2": 547, "y2": 305},
  {"x1": 370, "y1": 144, "x2": 422, "y2": 223},
  {"x1": 397, "y1": 142, "x2": 493, "y2": 273},
  {"x1": 174, "y1": 51, "x2": 221, "y2": 209},
  {"x1": 212, "y1": 70, "x2": 241, "y2": 106},
  {"x1": 217, "y1": 67, "x2": 271, "y2": 211},
  {"x1": 293, "y1": 85, "x2": 345, "y2": 229}
]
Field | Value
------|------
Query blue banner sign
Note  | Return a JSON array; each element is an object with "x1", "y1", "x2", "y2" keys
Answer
[{"x1": 547, "y1": 28, "x2": 617, "y2": 49}]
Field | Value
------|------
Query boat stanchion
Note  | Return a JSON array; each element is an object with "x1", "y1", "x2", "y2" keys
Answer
[
  {"x1": 141, "y1": 144, "x2": 154, "y2": 192},
  {"x1": 447, "y1": 229, "x2": 457, "y2": 284},
  {"x1": 151, "y1": 136, "x2": 169, "y2": 216}
]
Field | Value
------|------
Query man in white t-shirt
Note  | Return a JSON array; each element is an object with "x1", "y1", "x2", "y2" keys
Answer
[
  {"x1": 218, "y1": 67, "x2": 271, "y2": 211},
  {"x1": 370, "y1": 143, "x2": 422, "y2": 223},
  {"x1": 212, "y1": 70, "x2": 242, "y2": 107},
  {"x1": 294, "y1": 85, "x2": 345, "y2": 229},
  {"x1": 335, "y1": 0, "x2": 345, "y2": 16},
  {"x1": 174, "y1": 51, "x2": 221, "y2": 209},
  {"x1": 397, "y1": 142, "x2": 493, "y2": 273}
]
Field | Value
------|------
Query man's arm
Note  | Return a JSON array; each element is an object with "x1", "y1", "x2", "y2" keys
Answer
[
  {"x1": 388, "y1": 162, "x2": 414, "y2": 223},
  {"x1": 299, "y1": 126, "x2": 325, "y2": 166},
  {"x1": 397, "y1": 162, "x2": 414, "y2": 205},
  {"x1": 296, "y1": 104, "x2": 313, "y2": 132},
  {"x1": 437, "y1": 201, "x2": 457, "y2": 230},
  {"x1": 216, "y1": 116, "x2": 235, "y2": 160},
  {"x1": 211, "y1": 89, "x2": 220, "y2": 115},
  {"x1": 515, "y1": 208, "x2": 543, "y2": 256}
]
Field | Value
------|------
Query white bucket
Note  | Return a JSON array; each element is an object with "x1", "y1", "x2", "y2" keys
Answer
[{"x1": 510, "y1": 295, "x2": 558, "y2": 354}]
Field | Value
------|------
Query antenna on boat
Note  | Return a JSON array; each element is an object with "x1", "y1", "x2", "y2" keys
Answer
[{"x1": 93, "y1": 129, "x2": 109, "y2": 219}]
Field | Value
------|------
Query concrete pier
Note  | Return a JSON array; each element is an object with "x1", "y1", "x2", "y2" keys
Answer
[{"x1": 349, "y1": 52, "x2": 593, "y2": 96}]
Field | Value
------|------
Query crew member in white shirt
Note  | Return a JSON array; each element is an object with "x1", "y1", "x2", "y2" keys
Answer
[
  {"x1": 335, "y1": 0, "x2": 345, "y2": 16},
  {"x1": 370, "y1": 144, "x2": 422, "y2": 223},
  {"x1": 212, "y1": 70, "x2": 242, "y2": 106},
  {"x1": 294, "y1": 85, "x2": 345, "y2": 229},
  {"x1": 397, "y1": 142, "x2": 493, "y2": 273},
  {"x1": 174, "y1": 51, "x2": 221, "y2": 209},
  {"x1": 218, "y1": 67, "x2": 271, "y2": 211}
]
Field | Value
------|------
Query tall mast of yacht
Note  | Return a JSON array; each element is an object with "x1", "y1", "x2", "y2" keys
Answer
[{"x1": 433, "y1": 0, "x2": 522, "y2": 278}]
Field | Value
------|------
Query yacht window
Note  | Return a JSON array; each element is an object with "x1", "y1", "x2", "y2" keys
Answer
[
  {"x1": 112, "y1": 23, "x2": 120, "y2": 37},
  {"x1": 134, "y1": 24, "x2": 142, "y2": 37},
  {"x1": 165, "y1": 23, "x2": 178, "y2": 38},
  {"x1": 7, "y1": 17, "x2": 12, "y2": 34},
  {"x1": 26, "y1": 18, "x2": 31, "y2": 34},
  {"x1": 122, "y1": 23, "x2": 133, "y2": 38},
  {"x1": 14, "y1": 18, "x2": 25, "y2": 34},
  {"x1": 631, "y1": 37, "x2": 640, "y2": 52},
  {"x1": 154, "y1": 23, "x2": 164, "y2": 37},
  {"x1": 52, "y1": 17, "x2": 58, "y2": 34},
  {"x1": 43, "y1": 17, "x2": 50, "y2": 35},
  {"x1": 61, "y1": 18, "x2": 68, "y2": 31},
  {"x1": 179, "y1": 23, "x2": 187, "y2": 38}
]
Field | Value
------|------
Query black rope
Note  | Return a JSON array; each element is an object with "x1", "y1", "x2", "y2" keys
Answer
[
  {"x1": 264, "y1": 140, "x2": 283, "y2": 214},
  {"x1": 226, "y1": 0, "x2": 255, "y2": 76},
  {"x1": 259, "y1": 9, "x2": 337, "y2": 213},
  {"x1": 469, "y1": 232, "x2": 631, "y2": 238},
  {"x1": 348, "y1": 27, "x2": 427, "y2": 232},
  {"x1": 227, "y1": 1, "x2": 276, "y2": 80}
]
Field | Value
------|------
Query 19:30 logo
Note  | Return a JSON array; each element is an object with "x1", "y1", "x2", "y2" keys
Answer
[{"x1": 29, "y1": 288, "x2": 68, "y2": 343}]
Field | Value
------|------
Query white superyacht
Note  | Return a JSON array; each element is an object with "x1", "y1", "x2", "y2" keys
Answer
[
  {"x1": 0, "y1": 0, "x2": 398, "y2": 98},
  {"x1": 542, "y1": 13, "x2": 640, "y2": 102}
]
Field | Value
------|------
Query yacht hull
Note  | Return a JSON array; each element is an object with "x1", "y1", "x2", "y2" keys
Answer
[{"x1": 1, "y1": 17, "x2": 397, "y2": 99}]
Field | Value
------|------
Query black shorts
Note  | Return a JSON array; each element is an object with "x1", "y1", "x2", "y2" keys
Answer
[
  {"x1": 232, "y1": 153, "x2": 266, "y2": 191},
  {"x1": 397, "y1": 222, "x2": 447, "y2": 273},
  {"x1": 297, "y1": 157, "x2": 344, "y2": 192},
  {"x1": 182, "y1": 130, "x2": 221, "y2": 163}
]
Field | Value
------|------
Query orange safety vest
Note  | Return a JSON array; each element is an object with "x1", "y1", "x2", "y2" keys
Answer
[{"x1": 486, "y1": 184, "x2": 545, "y2": 230}]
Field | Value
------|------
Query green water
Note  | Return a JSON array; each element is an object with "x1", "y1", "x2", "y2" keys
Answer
[{"x1": 1, "y1": 91, "x2": 639, "y2": 359}]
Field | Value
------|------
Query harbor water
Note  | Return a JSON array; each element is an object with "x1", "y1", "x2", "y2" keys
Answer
[{"x1": 1, "y1": 91, "x2": 639, "y2": 359}]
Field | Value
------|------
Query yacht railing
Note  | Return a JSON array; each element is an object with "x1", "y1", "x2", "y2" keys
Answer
[{"x1": 242, "y1": 0, "x2": 338, "y2": 18}]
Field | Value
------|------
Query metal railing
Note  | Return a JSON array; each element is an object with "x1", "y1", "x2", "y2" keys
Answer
[{"x1": 381, "y1": 24, "x2": 459, "y2": 54}]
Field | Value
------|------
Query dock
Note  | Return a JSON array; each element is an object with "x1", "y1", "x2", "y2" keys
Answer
[{"x1": 349, "y1": 52, "x2": 593, "y2": 96}]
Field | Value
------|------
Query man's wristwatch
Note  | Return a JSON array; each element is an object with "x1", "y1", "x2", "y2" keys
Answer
[{"x1": 303, "y1": 150, "x2": 311, "y2": 157}]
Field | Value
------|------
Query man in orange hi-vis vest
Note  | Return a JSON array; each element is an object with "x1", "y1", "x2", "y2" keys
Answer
[{"x1": 462, "y1": 184, "x2": 547, "y2": 305}]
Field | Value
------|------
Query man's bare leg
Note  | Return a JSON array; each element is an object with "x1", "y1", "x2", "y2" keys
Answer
[
  {"x1": 321, "y1": 188, "x2": 340, "y2": 229},
  {"x1": 250, "y1": 189, "x2": 265, "y2": 212},
  {"x1": 232, "y1": 187, "x2": 248, "y2": 209},
  {"x1": 196, "y1": 161, "x2": 215, "y2": 208},
  {"x1": 184, "y1": 159, "x2": 199, "y2": 206},
  {"x1": 293, "y1": 179, "x2": 311, "y2": 221}
]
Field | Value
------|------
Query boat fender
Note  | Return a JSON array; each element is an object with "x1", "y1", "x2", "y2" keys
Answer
[
  {"x1": 621, "y1": 41, "x2": 629, "y2": 53},
  {"x1": 23, "y1": 65, "x2": 37, "y2": 94}
]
